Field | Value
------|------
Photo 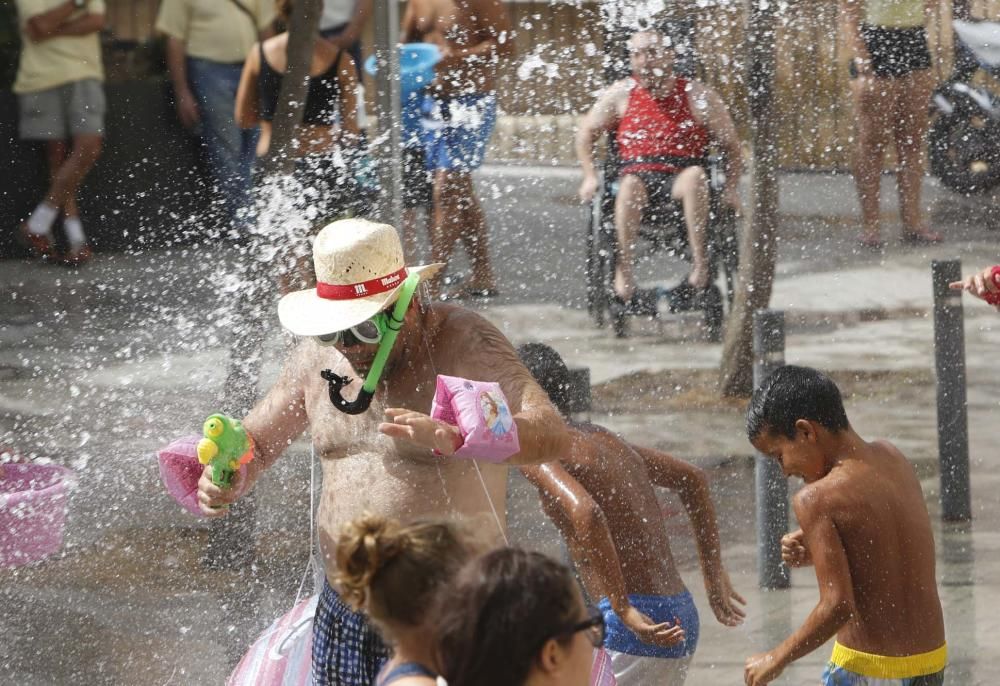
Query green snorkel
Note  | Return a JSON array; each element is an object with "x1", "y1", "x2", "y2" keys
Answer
[{"x1": 320, "y1": 272, "x2": 420, "y2": 415}]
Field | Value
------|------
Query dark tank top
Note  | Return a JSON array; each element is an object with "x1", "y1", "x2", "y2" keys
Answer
[{"x1": 257, "y1": 42, "x2": 344, "y2": 126}]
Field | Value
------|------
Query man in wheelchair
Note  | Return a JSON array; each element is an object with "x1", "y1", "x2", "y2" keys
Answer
[{"x1": 576, "y1": 27, "x2": 743, "y2": 319}]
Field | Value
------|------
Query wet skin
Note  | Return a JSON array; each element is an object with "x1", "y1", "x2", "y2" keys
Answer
[
  {"x1": 523, "y1": 422, "x2": 746, "y2": 646},
  {"x1": 197, "y1": 300, "x2": 568, "y2": 585},
  {"x1": 745, "y1": 422, "x2": 945, "y2": 685},
  {"x1": 561, "y1": 425, "x2": 687, "y2": 598},
  {"x1": 402, "y1": 0, "x2": 513, "y2": 97}
]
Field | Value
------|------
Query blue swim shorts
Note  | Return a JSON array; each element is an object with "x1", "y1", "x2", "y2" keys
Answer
[
  {"x1": 312, "y1": 579, "x2": 390, "y2": 686},
  {"x1": 598, "y1": 590, "x2": 700, "y2": 659},
  {"x1": 420, "y1": 92, "x2": 497, "y2": 173}
]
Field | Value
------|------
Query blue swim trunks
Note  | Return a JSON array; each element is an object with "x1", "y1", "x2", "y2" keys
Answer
[
  {"x1": 312, "y1": 579, "x2": 389, "y2": 686},
  {"x1": 420, "y1": 92, "x2": 497, "y2": 172},
  {"x1": 598, "y1": 591, "x2": 700, "y2": 658},
  {"x1": 821, "y1": 642, "x2": 946, "y2": 686}
]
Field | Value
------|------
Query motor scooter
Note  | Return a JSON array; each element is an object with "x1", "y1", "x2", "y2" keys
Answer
[{"x1": 929, "y1": 19, "x2": 1000, "y2": 194}]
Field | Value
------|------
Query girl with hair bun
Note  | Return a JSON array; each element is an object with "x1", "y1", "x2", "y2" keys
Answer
[
  {"x1": 333, "y1": 513, "x2": 480, "y2": 686},
  {"x1": 434, "y1": 547, "x2": 601, "y2": 686}
]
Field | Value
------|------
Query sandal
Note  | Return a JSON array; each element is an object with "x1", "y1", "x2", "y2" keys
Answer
[
  {"x1": 857, "y1": 234, "x2": 885, "y2": 250},
  {"x1": 18, "y1": 221, "x2": 54, "y2": 259},
  {"x1": 901, "y1": 229, "x2": 943, "y2": 245}
]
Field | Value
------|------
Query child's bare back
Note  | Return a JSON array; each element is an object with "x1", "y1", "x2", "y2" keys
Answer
[
  {"x1": 797, "y1": 438, "x2": 944, "y2": 656},
  {"x1": 745, "y1": 365, "x2": 946, "y2": 686}
]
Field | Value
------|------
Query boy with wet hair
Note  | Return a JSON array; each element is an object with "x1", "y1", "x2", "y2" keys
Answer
[
  {"x1": 743, "y1": 365, "x2": 946, "y2": 686},
  {"x1": 517, "y1": 342, "x2": 745, "y2": 685}
]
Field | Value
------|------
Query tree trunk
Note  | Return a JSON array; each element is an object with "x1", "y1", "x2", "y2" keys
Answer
[
  {"x1": 718, "y1": 0, "x2": 780, "y2": 397},
  {"x1": 208, "y1": 0, "x2": 323, "y2": 578},
  {"x1": 260, "y1": 0, "x2": 324, "y2": 177},
  {"x1": 221, "y1": 0, "x2": 322, "y2": 420}
]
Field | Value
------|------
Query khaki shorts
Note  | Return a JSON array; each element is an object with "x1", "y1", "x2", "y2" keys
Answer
[{"x1": 18, "y1": 79, "x2": 105, "y2": 140}]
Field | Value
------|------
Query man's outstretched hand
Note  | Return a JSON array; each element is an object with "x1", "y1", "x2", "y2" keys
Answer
[{"x1": 380, "y1": 408, "x2": 463, "y2": 455}]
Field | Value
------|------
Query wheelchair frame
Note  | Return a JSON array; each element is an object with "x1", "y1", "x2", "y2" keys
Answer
[{"x1": 584, "y1": 150, "x2": 741, "y2": 341}]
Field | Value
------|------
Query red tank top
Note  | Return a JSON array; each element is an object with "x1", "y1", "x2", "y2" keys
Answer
[{"x1": 616, "y1": 77, "x2": 710, "y2": 174}]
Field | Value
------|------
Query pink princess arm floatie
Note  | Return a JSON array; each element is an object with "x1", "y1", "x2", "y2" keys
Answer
[{"x1": 430, "y1": 375, "x2": 520, "y2": 463}]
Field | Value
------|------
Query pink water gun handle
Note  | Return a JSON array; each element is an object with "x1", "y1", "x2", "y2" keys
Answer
[{"x1": 984, "y1": 266, "x2": 1000, "y2": 306}]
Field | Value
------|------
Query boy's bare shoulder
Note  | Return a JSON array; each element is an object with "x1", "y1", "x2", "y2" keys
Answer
[{"x1": 791, "y1": 469, "x2": 855, "y2": 521}]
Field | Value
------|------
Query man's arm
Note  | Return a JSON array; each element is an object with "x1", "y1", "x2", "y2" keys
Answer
[
  {"x1": 197, "y1": 346, "x2": 310, "y2": 516},
  {"x1": 461, "y1": 323, "x2": 569, "y2": 465},
  {"x1": 745, "y1": 490, "x2": 856, "y2": 685},
  {"x1": 631, "y1": 444, "x2": 745, "y2": 625},
  {"x1": 24, "y1": 1, "x2": 102, "y2": 42},
  {"x1": 694, "y1": 83, "x2": 743, "y2": 208},
  {"x1": 521, "y1": 461, "x2": 684, "y2": 648},
  {"x1": 575, "y1": 81, "x2": 626, "y2": 203},
  {"x1": 336, "y1": 53, "x2": 361, "y2": 137},
  {"x1": 379, "y1": 314, "x2": 570, "y2": 465},
  {"x1": 164, "y1": 36, "x2": 200, "y2": 129},
  {"x1": 234, "y1": 44, "x2": 260, "y2": 129},
  {"x1": 328, "y1": 0, "x2": 373, "y2": 49},
  {"x1": 400, "y1": 0, "x2": 420, "y2": 42},
  {"x1": 41, "y1": 11, "x2": 104, "y2": 38}
]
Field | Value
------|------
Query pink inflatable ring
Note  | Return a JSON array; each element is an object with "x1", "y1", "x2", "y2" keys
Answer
[{"x1": 0, "y1": 463, "x2": 75, "y2": 568}]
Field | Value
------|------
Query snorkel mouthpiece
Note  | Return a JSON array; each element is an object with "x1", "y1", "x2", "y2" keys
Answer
[{"x1": 321, "y1": 272, "x2": 420, "y2": 414}]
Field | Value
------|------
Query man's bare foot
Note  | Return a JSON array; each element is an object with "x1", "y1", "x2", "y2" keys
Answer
[{"x1": 687, "y1": 263, "x2": 710, "y2": 289}]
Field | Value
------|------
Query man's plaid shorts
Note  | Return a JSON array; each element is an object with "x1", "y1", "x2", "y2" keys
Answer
[{"x1": 312, "y1": 579, "x2": 390, "y2": 685}]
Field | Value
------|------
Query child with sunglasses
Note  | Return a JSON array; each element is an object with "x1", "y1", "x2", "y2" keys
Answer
[{"x1": 433, "y1": 547, "x2": 601, "y2": 686}]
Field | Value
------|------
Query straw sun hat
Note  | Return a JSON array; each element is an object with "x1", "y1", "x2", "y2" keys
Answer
[{"x1": 277, "y1": 218, "x2": 443, "y2": 337}]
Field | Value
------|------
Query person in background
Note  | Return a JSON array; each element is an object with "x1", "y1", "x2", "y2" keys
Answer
[
  {"x1": 334, "y1": 513, "x2": 482, "y2": 686},
  {"x1": 842, "y1": 0, "x2": 942, "y2": 248},
  {"x1": 576, "y1": 28, "x2": 742, "y2": 310},
  {"x1": 156, "y1": 0, "x2": 275, "y2": 235},
  {"x1": 14, "y1": 0, "x2": 106, "y2": 266},
  {"x1": 235, "y1": 0, "x2": 364, "y2": 292},
  {"x1": 402, "y1": 0, "x2": 514, "y2": 299},
  {"x1": 319, "y1": 0, "x2": 373, "y2": 80},
  {"x1": 434, "y1": 547, "x2": 600, "y2": 686}
]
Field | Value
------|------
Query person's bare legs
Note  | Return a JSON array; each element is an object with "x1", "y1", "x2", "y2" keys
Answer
[
  {"x1": 430, "y1": 169, "x2": 463, "y2": 296},
  {"x1": 851, "y1": 75, "x2": 894, "y2": 244},
  {"x1": 671, "y1": 166, "x2": 711, "y2": 288},
  {"x1": 432, "y1": 170, "x2": 496, "y2": 295},
  {"x1": 613, "y1": 174, "x2": 649, "y2": 301},
  {"x1": 893, "y1": 67, "x2": 938, "y2": 240},
  {"x1": 452, "y1": 172, "x2": 496, "y2": 292},
  {"x1": 45, "y1": 133, "x2": 102, "y2": 210}
]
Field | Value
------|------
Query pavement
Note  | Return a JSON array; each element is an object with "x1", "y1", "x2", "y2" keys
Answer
[{"x1": 1, "y1": 167, "x2": 999, "y2": 685}]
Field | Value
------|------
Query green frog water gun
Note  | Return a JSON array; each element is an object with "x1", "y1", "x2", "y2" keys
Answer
[{"x1": 196, "y1": 414, "x2": 254, "y2": 489}]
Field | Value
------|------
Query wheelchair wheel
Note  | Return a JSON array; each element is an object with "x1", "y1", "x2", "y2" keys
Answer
[
  {"x1": 715, "y1": 206, "x2": 740, "y2": 306},
  {"x1": 585, "y1": 178, "x2": 616, "y2": 329}
]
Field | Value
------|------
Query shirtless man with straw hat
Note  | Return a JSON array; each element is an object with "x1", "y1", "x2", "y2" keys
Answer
[{"x1": 196, "y1": 217, "x2": 569, "y2": 686}]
